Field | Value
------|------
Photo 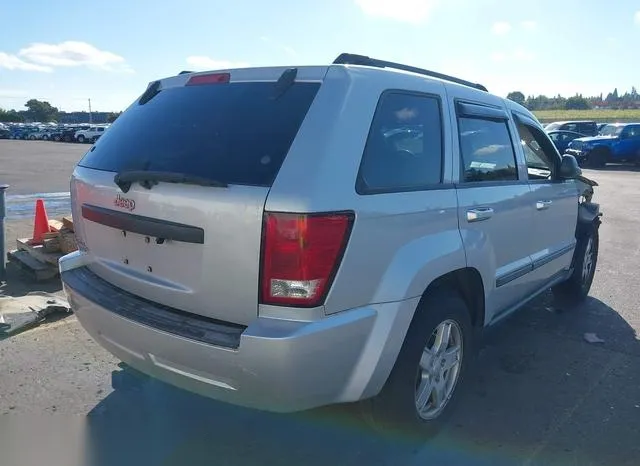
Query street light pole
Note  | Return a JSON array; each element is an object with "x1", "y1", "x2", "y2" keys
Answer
[{"x1": 88, "y1": 98, "x2": 93, "y2": 124}]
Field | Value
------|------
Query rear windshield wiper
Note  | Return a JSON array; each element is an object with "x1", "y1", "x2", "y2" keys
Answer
[{"x1": 114, "y1": 170, "x2": 228, "y2": 193}]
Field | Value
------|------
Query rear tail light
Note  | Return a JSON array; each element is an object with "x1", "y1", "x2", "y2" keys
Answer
[
  {"x1": 186, "y1": 73, "x2": 230, "y2": 86},
  {"x1": 260, "y1": 212, "x2": 354, "y2": 307}
]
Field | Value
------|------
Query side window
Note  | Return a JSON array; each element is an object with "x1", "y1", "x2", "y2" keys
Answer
[
  {"x1": 564, "y1": 123, "x2": 578, "y2": 132},
  {"x1": 516, "y1": 123, "x2": 558, "y2": 181},
  {"x1": 458, "y1": 117, "x2": 518, "y2": 182},
  {"x1": 357, "y1": 92, "x2": 443, "y2": 194},
  {"x1": 582, "y1": 122, "x2": 596, "y2": 135},
  {"x1": 626, "y1": 125, "x2": 640, "y2": 138}
]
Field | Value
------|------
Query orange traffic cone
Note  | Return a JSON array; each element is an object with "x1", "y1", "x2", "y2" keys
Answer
[{"x1": 31, "y1": 199, "x2": 50, "y2": 245}]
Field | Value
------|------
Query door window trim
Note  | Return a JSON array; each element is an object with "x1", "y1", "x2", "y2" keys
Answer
[{"x1": 454, "y1": 99, "x2": 520, "y2": 186}]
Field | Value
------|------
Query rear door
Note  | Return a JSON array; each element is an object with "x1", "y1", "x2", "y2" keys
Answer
[
  {"x1": 450, "y1": 96, "x2": 537, "y2": 321},
  {"x1": 71, "y1": 67, "x2": 326, "y2": 325}
]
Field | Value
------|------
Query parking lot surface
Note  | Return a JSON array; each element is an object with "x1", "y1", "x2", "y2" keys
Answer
[
  {"x1": 0, "y1": 141, "x2": 638, "y2": 466},
  {"x1": 0, "y1": 140, "x2": 87, "y2": 195}
]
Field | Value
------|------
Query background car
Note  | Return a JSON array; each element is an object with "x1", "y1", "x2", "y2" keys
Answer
[
  {"x1": 545, "y1": 120, "x2": 598, "y2": 136},
  {"x1": 565, "y1": 122, "x2": 640, "y2": 167},
  {"x1": 547, "y1": 130, "x2": 586, "y2": 154}
]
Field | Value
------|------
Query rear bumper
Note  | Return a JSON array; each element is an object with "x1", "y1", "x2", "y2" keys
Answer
[{"x1": 60, "y1": 251, "x2": 418, "y2": 412}]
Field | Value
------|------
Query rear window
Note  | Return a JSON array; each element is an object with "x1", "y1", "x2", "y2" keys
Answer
[{"x1": 79, "y1": 81, "x2": 321, "y2": 187}]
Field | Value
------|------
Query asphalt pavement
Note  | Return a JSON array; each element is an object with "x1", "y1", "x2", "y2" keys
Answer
[{"x1": 0, "y1": 141, "x2": 638, "y2": 466}]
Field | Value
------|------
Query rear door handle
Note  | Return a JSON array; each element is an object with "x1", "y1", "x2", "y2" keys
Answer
[
  {"x1": 536, "y1": 200, "x2": 553, "y2": 210},
  {"x1": 466, "y1": 207, "x2": 494, "y2": 223}
]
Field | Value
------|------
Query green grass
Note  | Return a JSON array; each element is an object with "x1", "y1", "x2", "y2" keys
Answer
[{"x1": 534, "y1": 109, "x2": 640, "y2": 123}]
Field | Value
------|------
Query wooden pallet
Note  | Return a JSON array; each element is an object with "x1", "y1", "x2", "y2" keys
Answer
[
  {"x1": 5, "y1": 216, "x2": 76, "y2": 282},
  {"x1": 6, "y1": 250, "x2": 59, "y2": 281},
  {"x1": 16, "y1": 238, "x2": 64, "y2": 267}
]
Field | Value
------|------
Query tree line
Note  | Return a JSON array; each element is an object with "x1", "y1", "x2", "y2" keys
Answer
[
  {"x1": 0, "y1": 99, "x2": 121, "y2": 123},
  {"x1": 507, "y1": 88, "x2": 640, "y2": 111}
]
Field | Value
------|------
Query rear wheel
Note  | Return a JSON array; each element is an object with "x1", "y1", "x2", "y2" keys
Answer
[
  {"x1": 589, "y1": 148, "x2": 608, "y2": 168},
  {"x1": 553, "y1": 222, "x2": 599, "y2": 305},
  {"x1": 77, "y1": 135, "x2": 85, "y2": 143},
  {"x1": 362, "y1": 290, "x2": 473, "y2": 438}
]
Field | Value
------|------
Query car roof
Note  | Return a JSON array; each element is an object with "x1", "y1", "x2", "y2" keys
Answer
[{"x1": 548, "y1": 130, "x2": 584, "y2": 135}]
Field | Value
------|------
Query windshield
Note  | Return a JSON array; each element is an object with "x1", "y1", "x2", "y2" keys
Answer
[
  {"x1": 545, "y1": 123, "x2": 560, "y2": 131},
  {"x1": 79, "y1": 81, "x2": 320, "y2": 187},
  {"x1": 599, "y1": 124, "x2": 624, "y2": 136}
]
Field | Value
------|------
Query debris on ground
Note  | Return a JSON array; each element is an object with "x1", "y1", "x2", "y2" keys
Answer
[
  {"x1": 0, "y1": 292, "x2": 71, "y2": 338},
  {"x1": 584, "y1": 332, "x2": 605, "y2": 344},
  {"x1": 6, "y1": 203, "x2": 77, "y2": 282}
]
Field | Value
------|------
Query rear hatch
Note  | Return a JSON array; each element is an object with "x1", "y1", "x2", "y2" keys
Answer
[{"x1": 71, "y1": 67, "x2": 325, "y2": 325}]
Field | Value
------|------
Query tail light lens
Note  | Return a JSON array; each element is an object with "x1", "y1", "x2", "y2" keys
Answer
[{"x1": 261, "y1": 212, "x2": 354, "y2": 307}]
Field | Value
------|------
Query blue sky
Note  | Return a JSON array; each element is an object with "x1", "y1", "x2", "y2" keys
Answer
[{"x1": 1, "y1": 0, "x2": 639, "y2": 112}]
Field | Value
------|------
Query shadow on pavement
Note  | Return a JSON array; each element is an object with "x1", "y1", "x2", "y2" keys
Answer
[
  {"x1": 0, "y1": 262, "x2": 63, "y2": 298},
  {"x1": 84, "y1": 293, "x2": 639, "y2": 466}
]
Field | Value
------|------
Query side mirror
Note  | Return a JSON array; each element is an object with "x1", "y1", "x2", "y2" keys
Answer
[{"x1": 559, "y1": 154, "x2": 582, "y2": 179}]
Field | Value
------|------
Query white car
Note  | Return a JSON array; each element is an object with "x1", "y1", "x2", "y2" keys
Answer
[{"x1": 75, "y1": 125, "x2": 109, "y2": 143}]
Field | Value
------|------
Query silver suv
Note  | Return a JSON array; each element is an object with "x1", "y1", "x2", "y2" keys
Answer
[{"x1": 60, "y1": 54, "x2": 601, "y2": 435}]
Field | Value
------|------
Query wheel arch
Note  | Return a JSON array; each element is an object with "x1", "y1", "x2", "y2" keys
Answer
[
  {"x1": 420, "y1": 267, "x2": 486, "y2": 329},
  {"x1": 356, "y1": 267, "x2": 486, "y2": 401}
]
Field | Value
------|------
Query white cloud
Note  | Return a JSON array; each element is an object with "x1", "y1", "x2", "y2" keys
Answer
[
  {"x1": 491, "y1": 21, "x2": 512, "y2": 35},
  {"x1": 185, "y1": 56, "x2": 249, "y2": 71},
  {"x1": 635, "y1": 11, "x2": 640, "y2": 25},
  {"x1": 490, "y1": 52, "x2": 506, "y2": 62},
  {"x1": 521, "y1": 20, "x2": 537, "y2": 31},
  {"x1": 18, "y1": 41, "x2": 131, "y2": 72},
  {"x1": 0, "y1": 52, "x2": 52, "y2": 72},
  {"x1": 354, "y1": 0, "x2": 439, "y2": 24}
]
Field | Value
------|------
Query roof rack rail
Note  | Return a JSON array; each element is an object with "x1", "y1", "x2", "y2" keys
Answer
[{"x1": 332, "y1": 53, "x2": 488, "y2": 92}]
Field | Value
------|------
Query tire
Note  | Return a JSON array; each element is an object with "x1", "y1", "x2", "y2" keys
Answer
[
  {"x1": 53, "y1": 135, "x2": 60, "y2": 142},
  {"x1": 553, "y1": 222, "x2": 599, "y2": 305},
  {"x1": 589, "y1": 148, "x2": 608, "y2": 168},
  {"x1": 29, "y1": 135, "x2": 36, "y2": 140},
  {"x1": 361, "y1": 289, "x2": 473, "y2": 438},
  {"x1": 77, "y1": 135, "x2": 85, "y2": 143}
]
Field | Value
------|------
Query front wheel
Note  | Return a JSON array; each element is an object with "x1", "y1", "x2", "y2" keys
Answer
[
  {"x1": 77, "y1": 135, "x2": 85, "y2": 143},
  {"x1": 362, "y1": 290, "x2": 473, "y2": 438},
  {"x1": 553, "y1": 222, "x2": 599, "y2": 305}
]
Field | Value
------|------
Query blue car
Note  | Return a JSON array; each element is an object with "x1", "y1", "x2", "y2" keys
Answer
[
  {"x1": 546, "y1": 130, "x2": 585, "y2": 154},
  {"x1": 565, "y1": 123, "x2": 640, "y2": 167}
]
